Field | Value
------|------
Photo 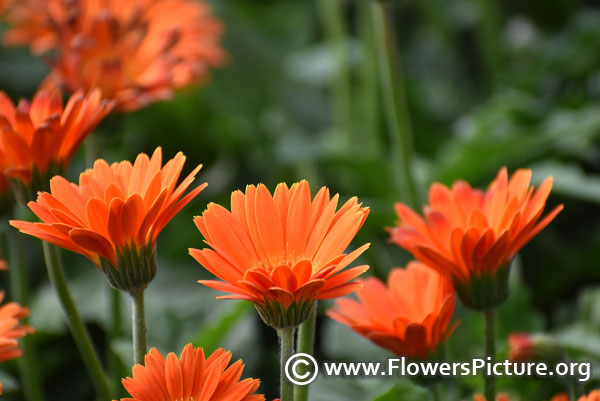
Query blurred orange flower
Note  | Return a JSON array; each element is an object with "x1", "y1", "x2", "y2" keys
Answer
[
  {"x1": 1, "y1": 0, "x2": 65, "y2": 54},
  {"x1": 578, "y1": 390, "x2": 600, "y2": 401},
  {"x1": 473, "y1": 395, "x2": 512, "y2": 401},
  {"x1": 0, "y1": 291, "x2": 34, "y2": 395},
  {"x1": 507, "y1": 333, "x2": 536, "y2": 361},
  {"x1": 117, "y1": 343, "x2": 265, "y2": 401},
  {"x1": 0, "y1": 89, "x2": 113, "y2": 193},
  {"x1": 191, "y1": 180, "x2": 370, "y2": 328},
  {"x1": 328, "y1": 261, "x2": 457, "y2": 359},
  {"x1": 507, "y1": 332, "x2": 563, "y2": 362},
  {"x1": 3, "y1": 0, "x2": 226, "y2": 111},
  {"x1": 10, "y1": 147, "x2": 205, "y2": 291},
  {"x1": 0, "y1": 174, "x2": 8, "y2": 195},
  {"x1": 0, "y1": 291, "x2": 33, "y2": 363},
  {"x1": 473, "y1": 393, "x2": 574, "y2": 401},
  {"x1": 389, "y1": 167, "x2": 563, "y2": 309}
]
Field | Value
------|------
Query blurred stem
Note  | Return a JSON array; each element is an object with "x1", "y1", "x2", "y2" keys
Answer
[
  {"x1": 6, "y1": 225, "x2": 46, "y2": 401},
  {"x1": 295, "y1": 303, "x2": 317, "y2": 401},
  {"x1": 84, "y1": 134, "x2": 99, "y2": 166},
  {"x1": 42, "y1": 242, "x2": 112, "y2": 400},
  {"x1": 278, "y1": 327, "x2": 295, "y2": 401},
  {"x1": 108, "y1": 288, "x2": 123, "y2": 392},
  {"x1": 566, "y1": 378, "x2": 576, "y2": 401},
  {"x1": 484, "y1": 308, "x2": 497, "y2": 401},
  {"x1": 371, "y1": 0, "x2": 420, "y2": 208},
  {"x1": 130, "y1": 288, "x2": 147, "y2": 366},
  {"x1": 565, "y1": 363, "x2": 582, "y2": 400},
  {"x1": 316, "y1": 0, "x2": 353, "y2": 148},
  {"x1": 477, "y1": 0, "x2": 502, "y2": 88},
  {"x1": 358, "y1": 0, "x2": 381, "y2": 156},
  {"x1": 431, "y1": 382, "x2": 442, "y2": 401}
]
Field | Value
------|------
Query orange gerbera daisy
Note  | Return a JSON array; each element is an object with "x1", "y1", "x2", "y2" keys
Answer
[
  {"x1": 389, "y1": 167, "x2": 563, "y2": 309},
  {"x1": 5, "y1": 0, "x2": 226, "y2": 111},
  {"x1": 578, "y1": 391, "x2": 600, "y2": 401},
  {"x1": 117, "y1": 344, "x2": 265, "y2": 401},
  {"x1": 0, "y1": 291, "x2": 35, "y2": 395},
  {"x1": 10, "y1": 147, "x2": 205, "y2": 292},
  {"x1": 328, "y1": 261, "x2": 457, "y2": 359},
  {"x1": 191, "y1": 180, "x2": 370, "y2": 329},
  {"x1": 0, "y1": 89, "x2": 113, "y2": 197}
]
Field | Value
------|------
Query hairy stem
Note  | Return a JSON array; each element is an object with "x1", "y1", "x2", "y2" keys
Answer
[
  {"x1": 278, "y1": 327, "x2": 295, "y2": 401},
  {"x1": 130, "y1": 288, "x2": 147, "y2": 366},
  {"x1": 295, "y1": 304, "x2": 317, "y2": 401},
  {"x1": 484, "y1": 308, "x2": 497, "y2": 401}
]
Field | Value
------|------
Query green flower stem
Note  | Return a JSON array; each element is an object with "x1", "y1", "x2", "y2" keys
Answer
[
  {"x1": 484, "y1": 308, "x2": 497, "y2": 401},
  {"x1": 431, "y1": 382, "x2": 442, "y2": 401},
  {"x1": 42, "y1": 242, "x2": 112, "y2": 400},
  {"x1": 371, "y1": 0, "x2": 420, "y2": 208},
  {"x1": 316, "y1": 0, "x2": 353, "y2": 148},
  {"x1": 278, "y1": 327, "x2": 295, "y2": 401},
  {"x1": 130, "y1": 287, "x2": 147, "y2": 366},
  {"x1": 294, "y1": 303, "x2": 317, "y2": 401},
  {"x1": 6, "y1": 226, "x2": 46, "y2": 401},
  {"x1": 84, "y1": 133, "x2": 99, "y2": 166}
]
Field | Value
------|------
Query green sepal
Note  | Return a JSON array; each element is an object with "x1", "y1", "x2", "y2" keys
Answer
[
  {"x1": 453, "y1": 263, "x2": 510, "y2": 310},
  {"x1": 254, "y1": 298, "x2": 315, "y2": 329},
  {"x1": 99, "y1": 242, "x2": 157, "y2": 292}
]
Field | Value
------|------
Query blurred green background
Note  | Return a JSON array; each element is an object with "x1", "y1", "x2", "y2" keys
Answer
[{"x1": 1, "y1": 0, "x2": 600, "y2": 400}]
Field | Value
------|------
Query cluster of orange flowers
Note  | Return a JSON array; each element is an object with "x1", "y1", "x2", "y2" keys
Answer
[
  {"x1": 10, "y1": 155, "x2": 574, "y2": 399},
  {"x1": 2, "y1": 0, "x2": 226, "y2": 111},
  {"x1": 0, "y1": 0, "x2": 225, "y2": 200}
]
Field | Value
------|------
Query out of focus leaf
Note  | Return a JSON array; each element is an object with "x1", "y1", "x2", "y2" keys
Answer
[
  {"x1": 435, "y1": 102, "x2": 600, "y2": 185},
  {"x1": 554, "y1": 324, "x2": 600, "y2": 361},
  {"x1": 321, "y1": 317, "x2": 390, "y2": 361},
  {"x1": 191, "y1": 301, "x2": 252, "y2": 354},
  {"x1": 371, "y1": 381, "x2": 429, "y2": 401},
  {"x1": 310, "y1": 377, "x2": 403, "y2": 401},
  {"x1": 531, "y1": 161, "x2": 600, "y2": 204},
  {"x1": 0, "y1": 371, "x2": 18, "y2": 394}
]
